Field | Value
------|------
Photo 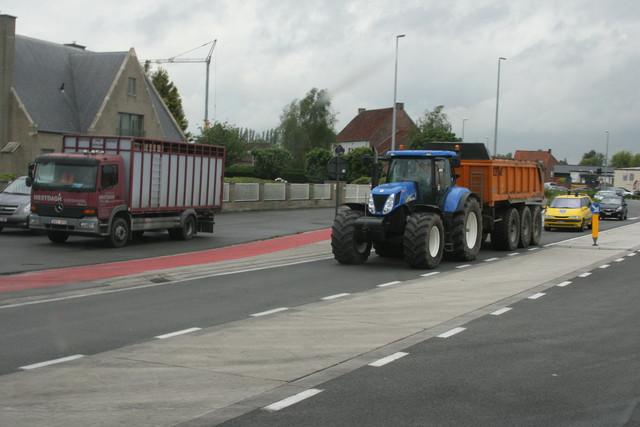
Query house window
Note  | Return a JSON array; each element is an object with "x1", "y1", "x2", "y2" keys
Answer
[
  {"x1": 128, "y1": 78, "x2": 136, "y2": 96},
  {"x1": 40, "y1": 148, "x2": 54, "y2": 155},
  {"x1": 118, "y1": 113, "x2": 144, "y2": 137}
]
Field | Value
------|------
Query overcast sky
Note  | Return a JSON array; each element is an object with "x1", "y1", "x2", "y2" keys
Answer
[{"x1": 4, "y1": 0, "x2": 639, "y2": 164}]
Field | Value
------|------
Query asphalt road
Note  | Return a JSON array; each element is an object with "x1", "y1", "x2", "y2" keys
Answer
[
  {"x1": 0, "y1": 207, "x2": 337, "y2": 275},
  {"x1": 1, "y1": 204, "x2": 639, "y2": 376},
  {"x1": 1, "y1": 205, "x2": 639, "y2": 425},
  {"x1": 219, "y1": 247, "x2": 640, "y2": 427}
]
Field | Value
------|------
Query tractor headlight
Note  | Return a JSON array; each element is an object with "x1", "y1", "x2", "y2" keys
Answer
[
  {"x1": 382, "y1": 193, "x2": 396, "y2": 214},
  {"x1": 367, "y1": 194, "x2": 376, "y2": 214}
]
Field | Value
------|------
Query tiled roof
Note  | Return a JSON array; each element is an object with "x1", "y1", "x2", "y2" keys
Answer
[
  {"x1": 14, "y1": 35, "x2": 126, "y2": 134},
  {"x1": 13, "y1": 35, "x2": 184, "y2": 141},
  {"x1": 337, "y1": 108, "x2": 393, "y2": 142},
  {"x1": 514, "y1": 150, "x2": 559, "y2": 164}
]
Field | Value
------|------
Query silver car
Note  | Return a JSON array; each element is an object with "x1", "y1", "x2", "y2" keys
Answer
[{"x1": 0, "y1": 176, "x2": 32, "y2": 231}]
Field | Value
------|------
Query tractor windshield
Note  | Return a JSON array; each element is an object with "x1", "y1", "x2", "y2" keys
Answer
[{"x1": 388, "y1": 158, "x2": 432, "y2": 187}]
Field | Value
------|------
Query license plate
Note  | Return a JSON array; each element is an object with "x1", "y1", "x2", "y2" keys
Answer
[
  {"x1": 605, "y1": 213, "x2": 611, "y2": 215},
  {"x1": 51, "y1": 219, "x2": 67, "y2": 225},
  {"x1": 557, "y1": 221, "x2": 565, "y2": 224},
  {"x1": 0, "y1": 217, "x2": 6, "y2": 222}
]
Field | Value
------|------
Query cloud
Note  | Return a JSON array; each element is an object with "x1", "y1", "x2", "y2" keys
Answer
[{"x1": 4, "y1": 0, "x2": 640, "y2": 163}]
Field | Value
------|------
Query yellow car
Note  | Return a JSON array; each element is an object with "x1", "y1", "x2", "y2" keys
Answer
[{"x1": 544, "y1": 194, "x2": 593, "y2": 231}]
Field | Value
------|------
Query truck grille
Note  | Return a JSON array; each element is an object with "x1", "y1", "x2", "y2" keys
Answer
[
  {"x1": 34, "y1": 204, "x2": 86, "y2": 219},
  {"x1": 0, "y1": 204, "x2": 18, "y2": 214}
]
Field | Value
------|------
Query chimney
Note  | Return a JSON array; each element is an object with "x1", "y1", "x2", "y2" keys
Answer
[
  {"x1": 358, "y1": 108, "x2": 366, "y2": 115},
  {"x1": 64, "y1": 41, "x2": 86, "y2": 50},
  {"x1": 0, "y1": 14, "x2": 17, "y2": 147},
  {"x1": 396, "y1": 102, "x2": 404, "y2": 110}
]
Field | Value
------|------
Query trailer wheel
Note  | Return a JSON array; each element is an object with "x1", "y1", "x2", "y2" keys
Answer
[
  {"x1": 449, "y1": 197, "x2": 482, "y2": 261},
  {"x1": 332, "y1": 209, "x2": 371, "y2": 264},
  {"x1": 107, "y1": 217, "x2": 129, "y2": 248},
  {"x1": 491, "y1": 207, "x2": 520, "y2": 251},
  {"x1": 529, "y1": 206, "x2": 542, "y2": 246},
  {"x1": 404, "y1": 212, "x2": 444, "y2": 269},
  {"x1": 170, "y1": 215, "x2": 196, "y2": 241},
  {"x1": 517, "y1": 206, "x2": 532, "y2": 248},
  {"x1": 47, "y1": 231, "x2": 69, "y2": 244}
]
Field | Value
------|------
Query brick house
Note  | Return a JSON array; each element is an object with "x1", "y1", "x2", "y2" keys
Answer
[
  {"x1": 335, "y1": 103, "x2": 414, "y2": 156},
  {"x1": 513, "y1": 149, "x2": 561, "y2": 183},
  {"x1": 0, "y1": 14, "x2": 186, "y2": 176}
]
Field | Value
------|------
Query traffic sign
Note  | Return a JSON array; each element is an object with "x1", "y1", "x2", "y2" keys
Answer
[
  {"x1": 590, "y1": 203, "x2": 600, "y2": 214},
  {"x1": 327, "y1": 157, "x2": 348, "y2": 179}
]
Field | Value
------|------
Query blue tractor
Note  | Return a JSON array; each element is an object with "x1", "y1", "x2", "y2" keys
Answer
[{"x1": 331, "y1": 148, "x2": 483, "y2": 269}]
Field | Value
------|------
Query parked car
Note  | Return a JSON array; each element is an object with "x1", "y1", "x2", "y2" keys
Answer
[
  {"x1": 599, "y1": 196, "x2": 628, "y2": 220},
  {"x1": 544, "y1": 193, "x2": 593, "y2": 231},
  {"x1": 0, "y1": 176, "x2": 32, "y2": 231},
  {"x1": 594, "y1": 190, "x2": 616, "y2": 201}
]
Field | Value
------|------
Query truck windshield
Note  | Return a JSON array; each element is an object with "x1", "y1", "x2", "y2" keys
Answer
[
  {"x1": 33, "y1": 163, "x2": 98, "y2": 192},
  {"x1": 388, "y1": 158, "x2": 432, "y2": 186}
]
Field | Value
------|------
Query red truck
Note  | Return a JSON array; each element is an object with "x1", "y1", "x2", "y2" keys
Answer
[{"x1": 27, "y1": 135, "x2": 225, "y2": 247}]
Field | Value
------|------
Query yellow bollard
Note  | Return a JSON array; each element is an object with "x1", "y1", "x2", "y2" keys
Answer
[{"x1": 592, "y1": 213, "x2": 599, "y2": 246}]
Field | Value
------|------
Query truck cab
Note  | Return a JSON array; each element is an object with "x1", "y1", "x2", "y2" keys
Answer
[{"x1": 28, "y1": 151, "x2": 126, "y2": 243}]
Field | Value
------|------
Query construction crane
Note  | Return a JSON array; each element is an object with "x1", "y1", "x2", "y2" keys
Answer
[{"x1": 144, "y1": 40, "x2": 217, "y2": 129}]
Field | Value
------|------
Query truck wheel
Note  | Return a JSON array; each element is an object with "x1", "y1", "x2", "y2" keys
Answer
[
  {"x1": 170, "y1": 216, "x2": 196, "y2": 241},
  {"x1": 491, "y1": 207, "x2": 520, "y2": 251},
  {"x1": 331, "y1": 209, "x2": 371, "y2": 264},
  {"x1": 449, "y1": 197, "x2": 482, "y2": 261},
  {"x1": 529, "y1": 206, "x2": 542, "y2": 246},
  {"x1": 47, "y1": 231, "x2": 69, "y2": 243},
  {"x1": 107, "y1": 217, "x2": 129, "y2": 248},
  {"x1": 404, "y1": 212, "x2": 444, "y2": 269},
  {"x1": 517, "y1": 206, "x2": 532, "y2": 248}
]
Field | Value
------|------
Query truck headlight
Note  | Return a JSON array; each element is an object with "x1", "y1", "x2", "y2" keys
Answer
[
  {"x1": 79, "y1": 222, "x2": 96, "y2": 229},
  {"x1": 382, "y1": 193, "x2": 396, "y2": 214}
]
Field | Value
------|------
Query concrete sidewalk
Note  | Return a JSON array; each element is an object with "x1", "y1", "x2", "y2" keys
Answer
[{"x1": 2, "y1": 224, "x2": 639, "y2": 426}]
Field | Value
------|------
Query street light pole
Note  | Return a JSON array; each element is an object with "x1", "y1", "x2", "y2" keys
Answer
[
  {"x1": 462, "y1": 118, "x2": 467, "y2": 142},
  {"x1": 493, "y1": 57, "x2": 506, "y2": 157},
  {"x1": 605, "y1": 130, "x2": 610, "y2": 185},
  {"x1": 391, "y1": 34, "x2": 405, "y2": 152}
]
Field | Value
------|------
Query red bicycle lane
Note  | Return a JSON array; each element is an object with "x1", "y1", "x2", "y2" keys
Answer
[{"x1": 0, "y1": 229, "x2": 331, "y2": 293}]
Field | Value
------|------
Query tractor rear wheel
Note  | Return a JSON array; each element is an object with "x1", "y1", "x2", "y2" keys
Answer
[{"x1": 449, "y1": 197, "x2": 482, "y2": 261}]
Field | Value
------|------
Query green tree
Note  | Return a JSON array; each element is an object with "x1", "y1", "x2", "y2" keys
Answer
[
  {"x1": 610, "y1": 151, "x2": 633, "y2": 168},
  {"x1": 251, "y1": 147, "x2": 292, "y2": 180},
  {"x1": 632, "y1": 153, "x2": 640, "y2": 167},
  {"x1": 150, "y1": 68, "x2": 189, "y2": 133},
  {"x1": 409, "y1": 106, "x2": 461, "y2": 149},
  {"x1": 415, "y1": 105, "x2": 452, "y2": 132},
  {"x1": 195, "y1": 122, "x2": 248, "y2": 167},
  {"x1": 493, "y1": 152, "x2": 513, "y2": 159},
  {"x1": 304, "y1": 147, "x2": 333, "y2": 183},
  {"x1": 277, "y1": 88, "x2": 338, "y2": 169},
  {"x1": 578, "y1": 150, "x2": 604, "y2": 166},
  {"x1": 343, "y1": 147, "x2": 375, "y2": 182},
  {"x1": 410, "y1": 128, "x2": 461, "y2": 150}
]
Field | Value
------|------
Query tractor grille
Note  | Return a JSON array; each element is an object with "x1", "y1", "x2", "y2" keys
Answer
[{"x1": 372, "y1": 194, "x2": 389, "y2": 212}]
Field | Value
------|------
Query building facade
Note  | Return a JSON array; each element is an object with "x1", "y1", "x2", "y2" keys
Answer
[{"x1": 0, "y1": 14, "x2": 185, "y2": 176}]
